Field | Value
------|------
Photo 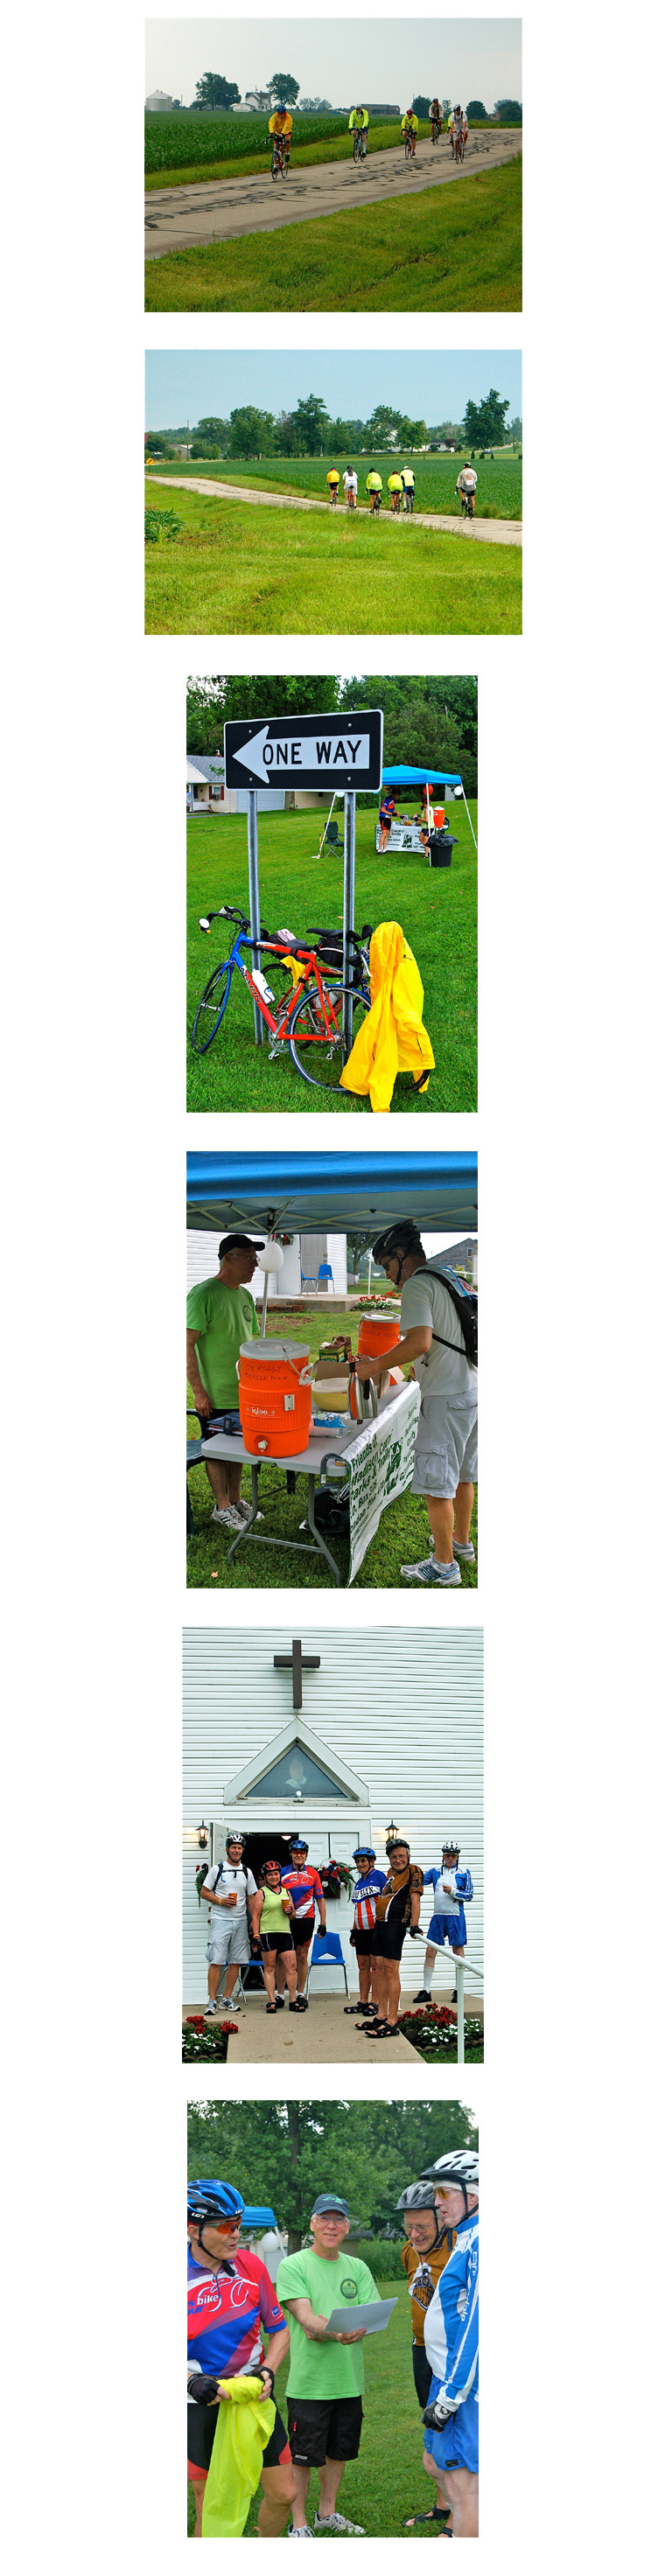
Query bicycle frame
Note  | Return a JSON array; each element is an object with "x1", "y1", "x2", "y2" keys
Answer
[{"x1": 222, "y1": 928, "x2": 357, "y2": 1044}]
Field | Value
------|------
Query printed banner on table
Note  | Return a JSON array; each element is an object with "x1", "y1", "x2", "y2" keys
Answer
[{"x1": 346, "y1": 1383, "x2": 421, "y2": 1585}]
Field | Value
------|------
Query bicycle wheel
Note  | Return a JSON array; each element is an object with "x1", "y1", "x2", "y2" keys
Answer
[
  {"x1": 191, "y1": 963, "x2": 233, "y2": 1054},
  {"x1": 354, "y1": 132, "x2": 360, "y2": 162},
  {"x1": 289, "y1": 984, "x2": 371, "y2": 1093}
]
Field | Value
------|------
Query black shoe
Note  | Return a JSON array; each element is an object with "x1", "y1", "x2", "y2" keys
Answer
[
  {"x1": 274, "y1": 1995, "x2": 285, "y2": 2009},
  {"x1": 412, "y1": 1988, "x2": 431, "y2": 2004}
]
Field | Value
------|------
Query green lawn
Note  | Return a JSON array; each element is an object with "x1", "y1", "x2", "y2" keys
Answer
[
  {"x1": 146, "y1": 484, "x2": 521, "y2": 637},
  {"x1": 187, "y1": 2277, "x2": 451, "y2": 2536},
  {"x1": 186, "y1": 805, "x2": 477, "y2": 1113},
  {"x1": 186, "y1": 1306, "x2": 479, "y2": 1592},
  {"x1": 146, "y1": 157, "x2": 522, "y2": 312}
]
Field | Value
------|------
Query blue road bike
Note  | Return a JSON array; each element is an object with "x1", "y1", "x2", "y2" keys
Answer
[{"x1": 191, "y1": 905, "x2": 372, "y2": 1093}]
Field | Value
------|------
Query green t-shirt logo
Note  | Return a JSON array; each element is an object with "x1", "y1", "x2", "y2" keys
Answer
[{"x1": 340, "y1": 2278, "x2": 359, "y2": 2300}]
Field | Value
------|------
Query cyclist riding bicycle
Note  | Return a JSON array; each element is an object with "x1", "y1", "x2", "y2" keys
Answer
[
  {"x1": 429, "y1": 98, "x2": 442, "y2": 138},
  {"x1": 326, "y1": 469, "x2": 340, "y2": 506},
  {"x1": 388, "y1": 471, "x2": 404, "y2": 513},
  {"x1": 349, "y1": 105, "x2": 369, "y2": 157},
  {"x1": 401, "y1": 465, "x2": 415, "y2": 513},
  {"x1": 401, "y1": 108, "x2": 419, "y2": 152},
  {"x1": 269, "y1": 102, "x2": 293, "y2": 165},
  {"x1": 451, "y1": 103, "x2": 467, "y2": 155},
  {"x1": 457, "y1": 464, "x2": 478, "y2": 516},
  {"x1": 342, "y1": 466, "x2": 358, "y2": 508},
  {"x1": 366, "y1": 470, "x2": 383, "y2": 513}
]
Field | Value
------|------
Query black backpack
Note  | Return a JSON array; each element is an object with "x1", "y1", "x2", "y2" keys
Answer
[{"x1": 413, "y1": 1267, "x2": 478, "y2": 1370}]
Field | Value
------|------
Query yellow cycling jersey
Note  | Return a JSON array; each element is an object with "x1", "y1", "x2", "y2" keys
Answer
[
  {"x1": 388, "y1": 474, "x2": 403, "y2": 492},
  {"x1": 269, "y1": 111, "x2": 292, "y2": 136},
  {"x1": 348, "y1": 108, "x2": 369, "y2": 129},
  {"x1": 401, "y1": 113, "x2": 418, "y2": 131},
  {"x1": 366, "y1": 473, "x2": 382, "y2": 490},
  {"x1": 326, "y1": 471, "x2": 340, "y2": 485}
]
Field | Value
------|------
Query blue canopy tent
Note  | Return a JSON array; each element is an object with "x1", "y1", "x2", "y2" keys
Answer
[
  {"x1": 382, "y1": 764, "x2": 477, "y2": 849},
  {"x1": 186, "y1": 1150, "x2": 478, "y2": 1240},
  {"x1": 241, "y1": 2205, "x2": 278, "y2": 2230}
]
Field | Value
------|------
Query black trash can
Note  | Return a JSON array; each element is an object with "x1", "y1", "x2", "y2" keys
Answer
[{"x1": 429, "y1": 832, "x2": 454, "y2": 869}]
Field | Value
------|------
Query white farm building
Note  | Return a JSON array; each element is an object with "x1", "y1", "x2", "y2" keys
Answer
[{"x1": 183, "y1": 1625, "x2": 483, "y2": 2021}]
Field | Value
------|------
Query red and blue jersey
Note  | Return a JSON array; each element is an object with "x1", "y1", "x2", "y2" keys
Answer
[
  {"x1": 187, "y1": 2247, "x2": 285, "y2": 2380},
  {"x1": 352, "y1": 1867, "x2": 387, "y2": 1930},
  {"x1": 280, "y1": 1865, "x2": 323, "y2": 1919}
]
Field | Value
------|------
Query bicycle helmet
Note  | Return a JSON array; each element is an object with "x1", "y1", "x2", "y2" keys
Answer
[
  {"x1": 396, "y1": 2181, "x2": 438, "y2": 2212},
  {"x1": 352, "y1": 1846, "x2": 376, "y2": 1863},
  {"x1": 226, "y1": 1830, "x2": 246, "y2": 1853},
  {"x1": 454, "y1": 105, "x2": 461, "y2": 115},
  {"x1": 420, "y1": 2150, "x2": 479, "y2": 2213},
  {"x1": 441, "y1": 1839, "x2": 460, "y2": 1860},
  {"x1": 371, "y1": 1220, "x2": 423, "y2": 1283},
  {"x1": 276, "y1": 100, "x2": 286, "y2": 112},
  {"x1": 290, "y1": 1837, "x2": 309, "y2": 1853},
  {"x1": 262, "y1": 1857, "x2": 283, "y2": 1876},
  {"x1": 386, "y1": 1834, "x2": 410, "y2": 1859},
  {"x1": 188, "y1": 2179, "x2": 245, "y2": 2226}
]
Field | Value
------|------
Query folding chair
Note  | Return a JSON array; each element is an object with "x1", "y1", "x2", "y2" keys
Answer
[
  {"x1": 325, "y1": 820, "x2": 340, "y2": 848},
  {"x1": 304, "y1": 1932, "x2": 349, "y2": 2000}
]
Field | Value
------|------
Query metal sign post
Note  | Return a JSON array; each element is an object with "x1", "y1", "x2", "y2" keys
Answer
[
  {"x1": 246, "y1": 790, "x2": 263, "y2": 1046},
  {"x1": 342, "y1": 791, "x2": 356, "y2": 1061}
]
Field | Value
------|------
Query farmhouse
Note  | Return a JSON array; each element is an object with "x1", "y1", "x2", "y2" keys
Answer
[
  {"x1": 183, "y1": 1626, "x2": 483, "y2": 2008},
  {"x1": 186, "y1": 753, "x2": 284, "y2": 816}
]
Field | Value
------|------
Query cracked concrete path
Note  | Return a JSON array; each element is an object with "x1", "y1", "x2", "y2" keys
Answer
[
  {"x1": 145, "y1": 130, "x2": 522, "y2": 259},
  {"x1": 149, "y1": 472, "x2": 522, "y2": 547}
]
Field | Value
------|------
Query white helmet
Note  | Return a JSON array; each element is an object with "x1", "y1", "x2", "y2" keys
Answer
[{"x1": 421, "y1": 2150, "x2": 479, "y2": 2202}]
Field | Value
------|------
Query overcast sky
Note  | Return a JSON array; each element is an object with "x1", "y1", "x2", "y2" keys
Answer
[
  {"x1": 146, "y1": 17, "x2": 522, "y2": 110},
  {"x1": 146, "y1": 348, "x2": 522, "y2": 427}
]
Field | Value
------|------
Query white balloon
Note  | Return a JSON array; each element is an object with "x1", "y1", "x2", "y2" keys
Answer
[{"x1": 256, "y1": 1239, "x2": 284, "y2": 1274}]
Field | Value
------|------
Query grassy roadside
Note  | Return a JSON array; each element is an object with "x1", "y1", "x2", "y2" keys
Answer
[
  {"x1": 186, "y1": 803, "x2": 477, "y2": 1113},
  {"x1": 145, "y1": 155, "x2": 522, "y2": 312},
  {"x1": 147, "y1": 448, "x2": 522, "y2": 520},
  {"x1": 146, "y1": 483, "x2": 522, "y2": 635},
  {"x1": 146, "y1": 120, "x2": 397, "y2": 189}
]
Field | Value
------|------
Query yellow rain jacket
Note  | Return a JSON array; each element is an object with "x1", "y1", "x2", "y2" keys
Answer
[
  {"x1": 201, "y1": 2377, "x2": 276, "y2": 2538},
  {"x1": 340, "y1": 919, "x2": 434, "y2": 1113}
]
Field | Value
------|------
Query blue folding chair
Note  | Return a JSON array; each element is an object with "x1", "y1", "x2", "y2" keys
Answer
[
  {"x1": 317, "y1": 1264, "x2": 334, "y2": 1292},
  {"x1": 300, "y1": 1272, "x2": 317, "y2": 1291},
  {"x1": 305, "y1": 1932, "x2": 349, "y2": 2000}
]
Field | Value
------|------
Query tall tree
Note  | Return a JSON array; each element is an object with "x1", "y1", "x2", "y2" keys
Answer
[
  {"x1": 466, "y1": 100, "x2": 486, "y2": 119},
  {"x1": 494, "y1": 98, "x2": 522, "y2": 122},
  {"x1": 228, "y1": 405, "x2": 275, "y2": 457},
  {"x1": 268, "y1": 73, "x2": 300, "y2": 107},
  {"x1": 196, "y1": 415, "x2": 230, "y2": 445},
  {"x1": 291, "y1": 394, "x2": 331, "y2": 454},
  {"x1": 186, "y1": 2098, "x2": 478, "y2": 2248},
  {"x1": 463, "y1": 388, "x2": 510, "y2": 448},
  {"x1": 194, "y1": 73, "x2": 241, "y2": 109}
]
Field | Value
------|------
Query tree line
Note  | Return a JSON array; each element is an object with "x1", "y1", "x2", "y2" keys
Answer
[
  {"x1": 179, "y1": 73, "x2": 522, "y2": 122},
  {"x1": 147, "y1": 389, "x2": 514, "y2": 464},
  {"x1": 186, "y1": 2097, "x2": 478, "y2": 2253},
  {"x1": 186, "y1": 673, "x2": 479, "y2": 797}
]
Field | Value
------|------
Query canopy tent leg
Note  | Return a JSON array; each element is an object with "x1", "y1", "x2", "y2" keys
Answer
[
  {"x1": 342, "y1": 791, "x2": 356, "y2": 1062},
  {"x1": 461, "y1": 785, "x2": 477, "y2": 850},
  {"x1": 247, "y1": 790, "x2": 263, "y2": 1045}
]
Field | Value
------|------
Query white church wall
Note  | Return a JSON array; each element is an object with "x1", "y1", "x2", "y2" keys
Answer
[{"x1": 183, "y1": 1626, "x2": 483, "y2": 2006}]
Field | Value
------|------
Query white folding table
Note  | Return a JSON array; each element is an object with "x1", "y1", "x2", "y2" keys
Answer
[{"x1": 200, "y1": 1392, "x2": 399, "y2": 1588}]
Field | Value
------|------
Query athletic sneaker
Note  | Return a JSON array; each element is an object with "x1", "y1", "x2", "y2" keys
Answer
[
  {"x1": 203, "y1": 2000, "x2": 219, "y2": 2019},
  {"x1": 210, "y1": 1504, "x2": 245, "y2": 1531},
  {"x1": 429, "y1": 1532, "x2": 475, "y2": 1563},
  {"x1": 288, "y1": 2526, "x2": 313, "y2": 2538},
  {"x1": 411, "y1": 1988, "x2": 431, "y2": 2003},
  {"x1": 235, "y1": 1497, "x2": 263, "y2": 1523},
  {"x1": 314, "y1": 2512, "x2": 367, "y2": 2535},
  {"x1": 401, "y1": 1557, "x2": 461, "y2": 1586}
]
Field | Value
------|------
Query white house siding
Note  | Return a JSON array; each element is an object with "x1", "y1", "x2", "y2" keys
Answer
[
  {"x1": 183, "y1": 1626, "x2": 483, "y2": 2003},
  {"x1": 187, "y1": 1233, "x2": 347, "y2": 1301}
]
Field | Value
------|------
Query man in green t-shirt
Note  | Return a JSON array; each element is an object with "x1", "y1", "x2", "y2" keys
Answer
[
  {"x1": 186, "y1": 1233, "x2": 262, "y2": 1531},
  {"x1": 276, "y1": 2193, "x2": 382, "y2": 2536}
]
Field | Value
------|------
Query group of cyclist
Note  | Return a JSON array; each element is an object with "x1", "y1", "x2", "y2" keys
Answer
[
  {"x1": 327, "y1": 460, "x2": 477, "y2": 519},
  {"x1": 267, "y1": 99, "x2": 470, "y2": 173}
]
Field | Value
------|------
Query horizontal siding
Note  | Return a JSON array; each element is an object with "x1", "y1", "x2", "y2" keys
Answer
[{"x1": 183, "y1": 1627, "x2": 482, "y2": 2002}]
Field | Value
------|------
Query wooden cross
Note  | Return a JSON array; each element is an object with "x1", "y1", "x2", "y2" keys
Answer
[{"x1": 273, "y1": 1638, "x2": 321, "y2": 1712}]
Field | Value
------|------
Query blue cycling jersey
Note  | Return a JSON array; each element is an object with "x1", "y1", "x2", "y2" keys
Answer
[{"x1": 424, "y1": 2209, "x2": 479, "y2": 2419}]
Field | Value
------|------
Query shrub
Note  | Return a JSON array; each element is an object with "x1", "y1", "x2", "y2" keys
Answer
[{"x1": 182, "y1": 2013, "x2": 238, "y2": 2062}]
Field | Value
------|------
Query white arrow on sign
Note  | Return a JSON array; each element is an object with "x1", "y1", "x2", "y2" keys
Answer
[{"x1": 232, "y1": 725, "x2": 372, "y2": 785}]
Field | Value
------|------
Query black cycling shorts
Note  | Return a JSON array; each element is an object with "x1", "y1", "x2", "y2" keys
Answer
[
  {"x1": 260, "y1": 1930, "x2": 294, "y2": 1955},
  {"x1": 373, "y1": 1916, "x2": 406, "y2": 1962},
  {"x1": 290, "y1": 1915, "x2": 316, "y2": 1949},
  {"x1": 188, "y1": 2397, "x2": 291, "y2": 2480},
  {"x1": 351, "y1": 1925, "x2": 376, "y2": 1957},
  {"x1": 286, "y1": 2395, "x2": 363, "y2": 2468}
]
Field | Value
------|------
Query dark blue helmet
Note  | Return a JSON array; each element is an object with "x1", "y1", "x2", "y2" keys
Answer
[{"x1": 187, "y1": 2178, "x2": 244, "y2": 2225}]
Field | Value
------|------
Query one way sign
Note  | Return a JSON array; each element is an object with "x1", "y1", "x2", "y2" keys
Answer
[{"x1": 224, "y1": 708, "x2": 383, "y2": 794}]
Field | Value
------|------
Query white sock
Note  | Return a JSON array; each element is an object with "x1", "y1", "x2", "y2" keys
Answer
[{"x1": 422, "y1": 1959, "x2": 433, "y2": 1993}]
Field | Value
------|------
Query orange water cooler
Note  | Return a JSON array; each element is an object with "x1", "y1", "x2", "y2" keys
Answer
[{"x1": 237, "y1": 1340, "x2": 312, "y2": 1457}]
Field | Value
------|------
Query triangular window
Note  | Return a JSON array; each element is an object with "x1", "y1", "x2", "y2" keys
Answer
[{"x1": 245, "y1": 1746, "x2": 343, "y2": 1799}]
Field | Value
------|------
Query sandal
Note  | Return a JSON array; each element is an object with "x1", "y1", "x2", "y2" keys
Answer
[
  {"x1": 343, "y1": 2002, "x2": 369, "y2": 2015},
  {"x1": 294, "y1": 1996, "x2": 308, "y2": 2012},
  {"x1": 365, "y1": 2020, "x2": 401, "y2": 2037},
  {"x1": 266, "y1": 2000, "x2": 277, "y2": 2014},
  {"x1": 402, "y1": 2509, "x2": 452, "y2": 2528}
]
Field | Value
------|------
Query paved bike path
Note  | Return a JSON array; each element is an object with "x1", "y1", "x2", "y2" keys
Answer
[
  {"x1": 150, "y1": 473, "x2": 522, "y2": 548},
  {"x1": 145, "y1": 130, "x2": 522, "y2": 259}
]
